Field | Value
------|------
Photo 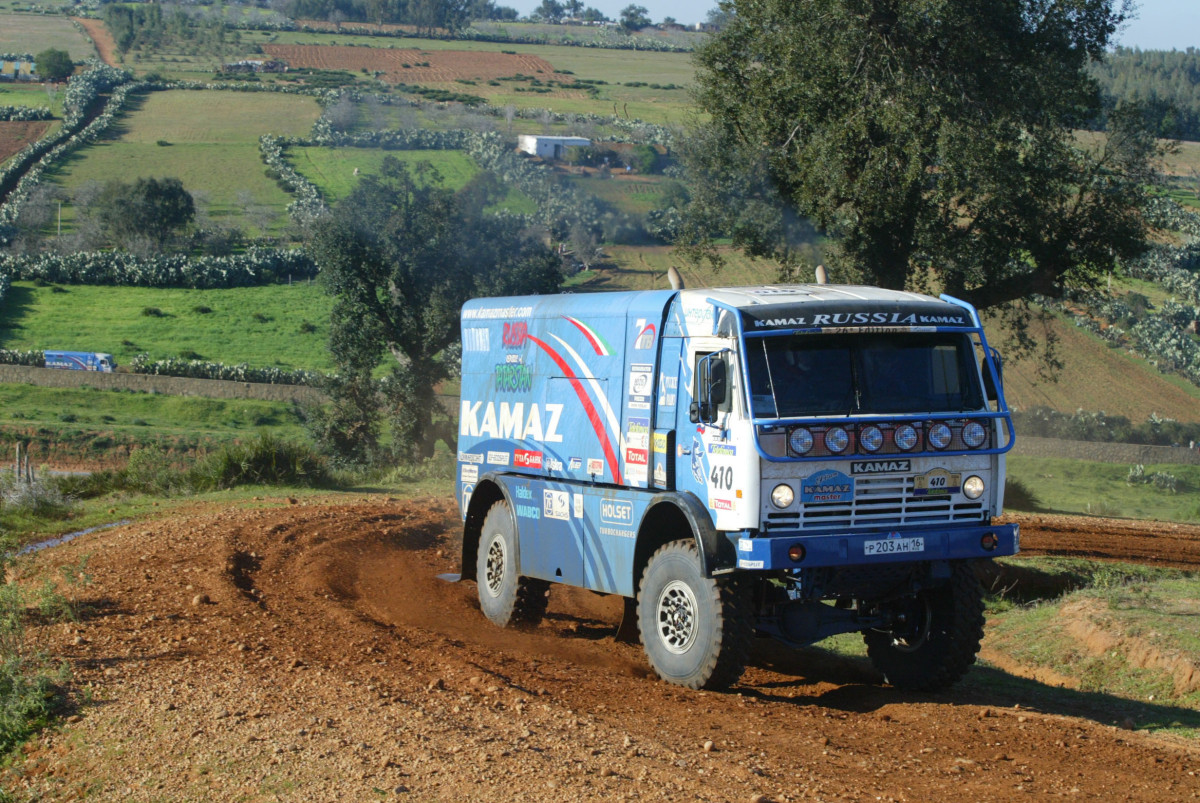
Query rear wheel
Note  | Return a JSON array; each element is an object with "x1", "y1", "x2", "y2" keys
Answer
[
  {"x1": 637, "y1": 540, "x2": 752, "y2": 690},
  {"x1": 476, "y1": 500, "x2": 549, "y2": 627},
  {"x1": 864, "y1": 561, "x2": 984, "y2": 691}
]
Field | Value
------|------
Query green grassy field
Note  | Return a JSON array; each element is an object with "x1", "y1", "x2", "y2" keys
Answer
[
  {"x1": 0, "y1": 281, "x2": 334, "y2": 371},
  {"x1": 43, "y1": 90, "x2": 321, "y2": 235},
  {"x1": 1007, "y1": 454, "x2": 1200, "y2": 521},
  {"x1": 0, "y1": 13, "x2": 98, "y2": 62},
  {"x1": 289, "y1": 145, "x2": 536, "y2": 211},
  {"x1": 0, "y1": 383, "x2": 303, "y2": 440},
  {"x1": 0, "y1": 82, "x2": 64, "y2": 116},
  {"x1": 565, "y1": 173, "x2": 681, "y2": 215}
]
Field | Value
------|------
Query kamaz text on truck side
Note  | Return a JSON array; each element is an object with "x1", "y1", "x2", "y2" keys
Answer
[
  {"x1": 456, "y1": 284, "x2": 1017, "y2": 691},
  {"x1": 43, "y1": 350, "x2": 116, "y2": 372}
]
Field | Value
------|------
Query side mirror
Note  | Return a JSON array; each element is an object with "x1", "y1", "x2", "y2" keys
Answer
[{"x1": 982, "y1": 347, "x2": 1003, "y2": 402}]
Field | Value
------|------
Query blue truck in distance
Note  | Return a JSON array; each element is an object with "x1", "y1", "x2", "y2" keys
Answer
[
  {"x1": 44, "y1": 350, "x2": 117, "y2": 372},
  {"x1": 456, "y1": 284, "x2": 1017, "y2": 691}
]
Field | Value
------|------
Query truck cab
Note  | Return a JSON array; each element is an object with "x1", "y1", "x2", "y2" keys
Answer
[{"x1": 457, "y1": 285, "x2": 1016, "y2": 691}]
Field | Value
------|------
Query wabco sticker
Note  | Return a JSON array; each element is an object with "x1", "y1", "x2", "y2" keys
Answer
[
  {"x1": 487, "y1": 451, "x2": 510, "y2": 466},
  {"x1": 460, "y1": 464, "x2": 478, "y2": 484},
  {"x1": 543, "y1": 490, "x2": 569, "y2": 521},
  {"x1": 852, "y1": 459, "x2": 910, "y2": 474},
  {"x1": 801, "y1": 469, "x2": 854, "y2": 504},
  {"x1": 914, "y1": 468, "x2": 961, "y2": 496},
  {"x1": 458, "y1": 451, "x2": 484, "y2": 465}
]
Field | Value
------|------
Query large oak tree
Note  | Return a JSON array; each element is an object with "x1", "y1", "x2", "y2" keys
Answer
[
  {"x1": 682, "y1": 0, "x2": 1162, "y2": 324},
  {"x1": 309, "y1": 158, "x2": 562, "y2": 462}
]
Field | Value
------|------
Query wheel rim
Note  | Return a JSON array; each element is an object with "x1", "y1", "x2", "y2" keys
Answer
[
  {"x1": 483, "y1": 534, "x2": 506, "y2": 599},
  {"x1": 656, "y1": 580, "x2": 699, "y2": 655}
]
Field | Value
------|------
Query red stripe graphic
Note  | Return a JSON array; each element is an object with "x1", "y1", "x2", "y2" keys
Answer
[
  {"x1": 563, "y1": 316, "x2": 608, "y2": 356},
  {"x1": 526, "y1": 335, "x2": 621, "y2": 484}
]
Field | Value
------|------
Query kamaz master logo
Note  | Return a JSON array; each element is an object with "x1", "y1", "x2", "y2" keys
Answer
[{"x1": 460, "y1": 401, "x2": 565, "y2": 443}]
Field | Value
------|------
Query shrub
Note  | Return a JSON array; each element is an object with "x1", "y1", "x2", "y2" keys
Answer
[
  {"x1": 178, "y1": 350, "x2": 204, "y2": 360},
  {"x1": 299, "y1": 321, "x2": 317, "y2": 333},
  {"x1": 251, "y1": 312, "x2": 272, "y2": 323},
  {"x1": 1003, "y1": 477, "x2": 1041, "y2": 512},
  {"x1": 192, "y1": 305, "x2": 212, "y2": 314},
  {"x1": 141, "y1": 307, "x2": 165, "y2": 317}
]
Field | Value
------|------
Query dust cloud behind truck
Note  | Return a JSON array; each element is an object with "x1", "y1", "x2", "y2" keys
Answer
[{"x1": 456, "y1": 284, "x2": 1017, "y2": 691}]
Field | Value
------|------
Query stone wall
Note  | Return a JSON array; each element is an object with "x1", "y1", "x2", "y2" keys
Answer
[
  {"x1": 1011, "y1": 435, "x2": 1200, "y2": 466},
  {"x1": 0, "y1": 365, "x2": 327, "y2": 405}
]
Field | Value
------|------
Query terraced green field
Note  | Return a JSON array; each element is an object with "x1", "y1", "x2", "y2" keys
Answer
[
  {"x1": 44, "y1": 90, "x2": 321, "y2": 235},
  {"x1": 0, "y1": 13, "x2": 98, "y2": 61}
]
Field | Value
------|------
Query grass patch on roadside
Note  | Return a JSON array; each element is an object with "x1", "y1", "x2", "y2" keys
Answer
[
  {"x1": 1006, "y1": 455, "x2": 1200, "y2": 522},
  {"x1": 982, "y1": 558, "x2": 1200, "y2": 736},
  {"x1": 0, "y1": 281, "x2": 334, "y2": 371}
]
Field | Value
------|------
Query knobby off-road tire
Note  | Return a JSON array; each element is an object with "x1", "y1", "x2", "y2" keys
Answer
[
  {"x1": 637, "y1": 540, "x2": 753, "y2": 690},
  {"x1": 863, "y1": 561, "x2": 985, "y2": 692},
  {"x1": 476, "y1": 500, "x2": 549, "y2": 627}
]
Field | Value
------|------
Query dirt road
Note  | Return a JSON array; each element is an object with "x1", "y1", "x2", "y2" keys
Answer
[{"x1": 8, "y1": 500, "x2": 1200, "y2": 801}]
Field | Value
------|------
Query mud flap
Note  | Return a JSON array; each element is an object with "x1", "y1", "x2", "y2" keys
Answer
[{"x1": 615, "y1": 597, "x2": 639, "y2": 643}]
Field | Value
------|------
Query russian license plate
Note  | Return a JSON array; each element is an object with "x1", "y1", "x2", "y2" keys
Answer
[{"x1": 864, "y1": 537, "x2": 925, "y2": 556}]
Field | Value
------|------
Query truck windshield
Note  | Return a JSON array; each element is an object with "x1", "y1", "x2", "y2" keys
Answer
[{"x1": 746, "y1": 332, "x2": 984, "y2": 417}]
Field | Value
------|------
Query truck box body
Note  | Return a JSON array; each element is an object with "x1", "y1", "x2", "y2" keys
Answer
[
  {"x1": 458, "y1": 285, "x2": 1018, "y2": 689},
  {"x1": 43, "y1": 350, "x2": 116, "y2": 372}
]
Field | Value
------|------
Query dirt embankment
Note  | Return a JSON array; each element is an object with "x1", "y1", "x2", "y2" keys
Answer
[
  {"x1": 73, "y1": 18, "x2": 119, "y2": 68},
  {"x1": 6, "y1": 501, "x2": 1200, "y2": 801}
]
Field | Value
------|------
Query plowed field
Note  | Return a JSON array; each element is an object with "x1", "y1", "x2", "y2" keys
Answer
[
  {"x1": 262, "y1": 44, "x2": 557, "y2": 83},
  {"x1": 0, "y1": 120, "x2": 50, "y2": 164},
  {"x1": 7, "y1": 501, "x2": 1200, "y2": 801}
]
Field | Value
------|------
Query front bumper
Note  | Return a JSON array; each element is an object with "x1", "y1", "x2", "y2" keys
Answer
[{"x1": 734, "y1": 523, "x2": 1018, "y2": 570}]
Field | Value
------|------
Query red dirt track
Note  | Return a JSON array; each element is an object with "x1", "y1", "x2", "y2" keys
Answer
[{"x1": 7, "y1": 500, "x2": 1200, "y2": 801}]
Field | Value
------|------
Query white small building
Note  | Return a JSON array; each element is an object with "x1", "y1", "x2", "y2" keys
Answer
[{"x1": 517, "y1": 135, "x2": 591, "y2": 160}]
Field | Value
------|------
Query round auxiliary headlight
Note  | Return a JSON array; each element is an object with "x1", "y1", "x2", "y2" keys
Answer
[
  {"x1": 859, "y1": 425, "x2": 883, "y2": 453},
  {"x1": 789, "y1": 427, "x2": 814, "y2": 455},
  {"x1": 771, "y1": 484, "x2": 795, "y2": 509},
  {"x1": 894, "y1": 424, "x2": 918, "y2": 451},
  {"x1": 963, "y1": 475, "x2": 985, "y2": 500},
  {"x1": 824, "y1": 427, "x2": 849, "y2": 454},
  {"x1": 962, "y1": 421, "x2": 987, "y2": 449},
  {"x1": 928, "y1": 423, "x2": 953, "y2": 450}
]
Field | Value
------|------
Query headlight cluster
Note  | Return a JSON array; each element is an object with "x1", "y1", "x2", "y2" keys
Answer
[{"x1": 786, "y1": 420, "x2": 992, "y2": 456}]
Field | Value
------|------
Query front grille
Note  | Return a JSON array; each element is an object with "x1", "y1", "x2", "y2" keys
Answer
[{"x1": 764, "y1": 475, "x2": 985, "y2": 531}]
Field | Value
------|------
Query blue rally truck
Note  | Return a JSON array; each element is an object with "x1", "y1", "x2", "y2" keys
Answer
[
  {"x1": 456, "y1": 285, "x2": 1017, "y2": 691},
  {"x1": 44, "y1": 350, "x2": 117, "y2": 372}
]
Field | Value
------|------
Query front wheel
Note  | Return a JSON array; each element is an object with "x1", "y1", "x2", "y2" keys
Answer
[
  {"x1": 863, "y1": 561, "x2": 985, "y2": 692},
  {"x1": 637, "y1": 540, "x2": 751, "y2": 690},
  {"x1": 475, "y1": 500, "x2": 549, "y2": 627}
]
